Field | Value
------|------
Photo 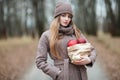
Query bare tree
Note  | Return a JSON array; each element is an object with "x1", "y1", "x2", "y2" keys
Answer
[
  {"x1": 116, "y1": 0, "x2": 120, "y2": 36},
  {"x1": 0, "y1": 0, "x2": 8, "y2": 39},
  {"x1": 3, "y1": 0, "x2": 23, "y2": 37},
  {"x1": 104, "y1": 0, "x2": 117, "y2": 36},
  {"x1": 76, "y1": 0, "x2": 97, "y2": 36},
  {"x1": 104, "y1": 0, "x2": 120, "y2": 36},
  {"x1": 32, "y1": 0, "x2": 45, "y2": 37}
]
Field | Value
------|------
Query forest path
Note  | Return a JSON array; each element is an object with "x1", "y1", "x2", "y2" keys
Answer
[{"x1": 22, "y1": 36, "x2": 109, "y2": 80}]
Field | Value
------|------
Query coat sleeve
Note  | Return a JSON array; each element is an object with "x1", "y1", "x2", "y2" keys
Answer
[
  {"x1": 81, "y1": 33, "x2": 97, "y2": 67},
  {"x1": 35, "y1": 31, "x2": 60, "y2": 79}
]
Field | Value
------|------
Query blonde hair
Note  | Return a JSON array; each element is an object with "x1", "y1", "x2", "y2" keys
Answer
[{"x1": 50, "y1": 16, "x2": 81, "y2": 59}]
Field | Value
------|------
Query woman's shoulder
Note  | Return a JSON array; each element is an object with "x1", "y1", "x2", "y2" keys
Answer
[
  {"x1": 42, "y1": 29, "x2": 50, "y2": 36},
  {"x1": 41, "y1": 29, "x2": 50, "y2": 39}
]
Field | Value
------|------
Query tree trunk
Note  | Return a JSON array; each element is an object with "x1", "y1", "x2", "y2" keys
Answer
[
  {"x1": 104, "y1": 0, "x2": 118, "y2": 36},
  {"x1": 0, "y1": 0, "x2": 7, "y2": 39},
  {"x1": 116, "y1": 0, "x2": 120, "y2": 36},
  {"x1": 89, "y1": 0, "x2": 97, "y2": 36},
  {"x1": 78, "y1": 0, "x2": 97, "y2": 36},
  {"x1": 32, "y1": 0, "x2": 45, "y2": 37}
]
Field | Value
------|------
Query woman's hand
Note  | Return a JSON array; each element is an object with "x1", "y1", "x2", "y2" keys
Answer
[{"x1": 72, "y1": 56, "x2": 91, "y2": 65}]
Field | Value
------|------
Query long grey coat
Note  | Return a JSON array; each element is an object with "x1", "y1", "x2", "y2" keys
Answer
[{"x1": 36, "y1": 30, "x2": 97, "y2": 80}]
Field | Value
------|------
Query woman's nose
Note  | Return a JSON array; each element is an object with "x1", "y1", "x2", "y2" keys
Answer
[{"x1": 65, "y1": 16, "x2": 69, "y2": 20}]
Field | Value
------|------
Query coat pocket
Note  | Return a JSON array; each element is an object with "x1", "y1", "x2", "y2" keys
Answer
[
  {"x1": 55, "y1": 65, "x2": 64, "y2": 80},
  {"x1": 56, "y1": 69, "x2": 63, "y2": 80}
]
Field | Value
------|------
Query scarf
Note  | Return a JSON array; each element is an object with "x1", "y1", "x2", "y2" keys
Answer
[
  {"x1": 59, "y1": 25, "x2": 74, "y2": 36},
  {"x1": 56, "y1": 25, "x2": 75, "y2": 58}
]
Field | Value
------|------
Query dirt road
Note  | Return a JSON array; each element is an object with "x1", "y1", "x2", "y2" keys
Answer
[
  {"x1": 22, "y1": 56, "x2": 108, "y2": 80},
  {"x1": 1, "y1": 36, "x2": 120, "y2": 80},
  {"x1": 22, "y1": 36, "x2": 110, "y2": 80}
]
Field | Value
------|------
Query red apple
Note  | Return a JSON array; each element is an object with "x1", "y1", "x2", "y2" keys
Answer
[
  {"x1": 77, "y1": 38, "x2": 86, "y2": 43},
  {"x1": 67, "y1": 39, "x2": 78, "y2": 46}
]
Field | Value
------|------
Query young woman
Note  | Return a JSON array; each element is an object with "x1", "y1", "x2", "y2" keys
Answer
[{"x1": 36, "y1": 1, "x2": 97, "y2": 80}]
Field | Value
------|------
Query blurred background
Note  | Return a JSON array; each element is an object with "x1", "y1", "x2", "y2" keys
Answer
[{"x1": 0, "y1": 0, "x2": 120, "y2": 80}]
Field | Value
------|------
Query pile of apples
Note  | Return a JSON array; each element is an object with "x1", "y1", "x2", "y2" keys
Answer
[
  {"x1": 67, "y1": 38, "x2": 87, "y2": 47},
  {"x1": 67, "y1": 38, "x2": 93, "y2": 62}
]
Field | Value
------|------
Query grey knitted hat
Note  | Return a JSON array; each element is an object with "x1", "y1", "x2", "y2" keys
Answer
[{"x1": 54, "y1": 1, "x2": 73, "y2": 18}]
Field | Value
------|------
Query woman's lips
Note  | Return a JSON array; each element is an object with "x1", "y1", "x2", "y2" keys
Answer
[{"x1": 64, "y1": 22, "x2": 68, "y2": 24}]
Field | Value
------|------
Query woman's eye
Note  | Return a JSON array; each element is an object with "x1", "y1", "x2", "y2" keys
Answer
[
  {"x1": 68, "y1": 16, "x2": 72, "y2": 19},
  {"x1": 61, "y1": 14, "x2": 72, "y2": 19},
  {"x1": 61, "y1": 14, "x2": 66, "y2": 17}
]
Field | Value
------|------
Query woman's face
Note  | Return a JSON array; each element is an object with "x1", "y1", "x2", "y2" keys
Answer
[{"x1": 59, "y1": 13, "x2": 72, "y2": 27}]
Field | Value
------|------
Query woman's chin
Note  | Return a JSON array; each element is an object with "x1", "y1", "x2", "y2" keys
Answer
[{"x1": 62, "y1": 24, "x2": 69, "y2": 27}]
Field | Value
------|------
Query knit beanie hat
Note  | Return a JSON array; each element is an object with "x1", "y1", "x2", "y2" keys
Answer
[{"x1": 54, "y1": 0, "x2": 73, "y2": 18}]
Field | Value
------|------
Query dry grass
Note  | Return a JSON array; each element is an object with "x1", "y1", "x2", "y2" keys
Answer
[
  {"x1": 97, "y1": 32, "x2": 120, "y2": 54},
  {"x1": 88, "y1": 34, "x2": 120, "y2": 80},
  {"x1": 0, "y1": 36, "x2": 34, "y2": 46},
  {"x1": 0, "y1": 37, "x2": 38, "y2": 80},
  {"x1": 0, "y1": 34, "x2": 120, "y2": 80}
]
